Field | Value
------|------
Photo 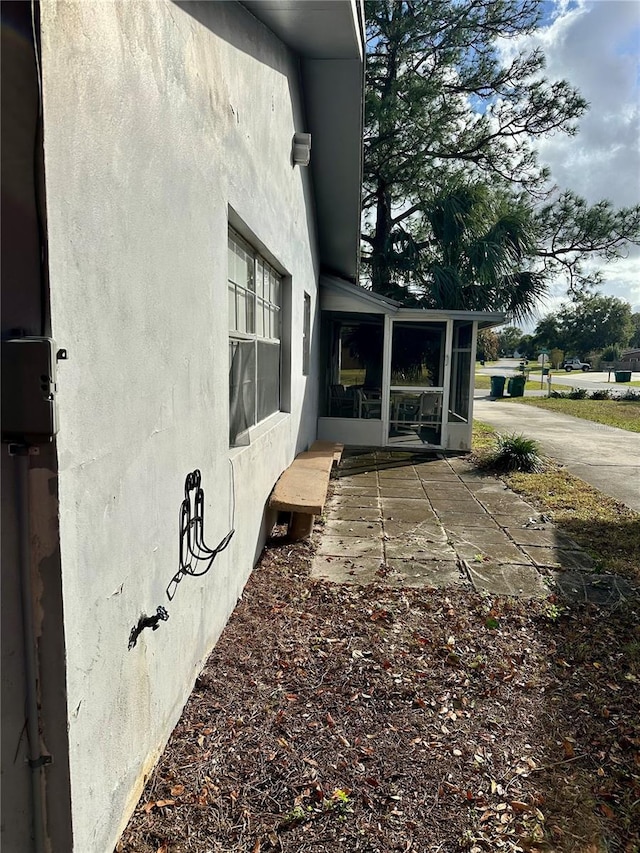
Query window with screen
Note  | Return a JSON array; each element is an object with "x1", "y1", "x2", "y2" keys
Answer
[
  {"x1": 228, "y1": 229, "x2": 281, "y2": 446},
  {"x1": 302, "y1": 292, "x2": 311, "y2": 375}
]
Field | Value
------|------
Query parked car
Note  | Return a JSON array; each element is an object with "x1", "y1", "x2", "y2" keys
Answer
[{"x1": 563, "y1": 357, "x2": 591, "y2": 372}]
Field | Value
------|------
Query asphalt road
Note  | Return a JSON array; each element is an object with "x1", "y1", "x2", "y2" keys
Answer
[
  {"x1": 478, "y1": 359, "x2": 638, "y2": 395},
  {"x1": 474, "y1": 396, "x2": 640, "y2": 512}
]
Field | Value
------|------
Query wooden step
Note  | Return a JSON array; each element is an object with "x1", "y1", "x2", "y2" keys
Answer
[
  {"x1": 269, "y1": 463, "x2": 330, "y2": 515},
  {"x1": 309, "y1": 440, "x2": 343, "y2": 464},
  {"x1": 268, "y1": 442, "x2": 343, "y2": 537}
]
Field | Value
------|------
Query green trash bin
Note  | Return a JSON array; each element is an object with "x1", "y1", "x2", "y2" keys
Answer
[
  {"x1": 509, "y1": 375, "x2": 526, "y2": 397},
  {"x1": 490, "y1": 375, "x2": 506, "y2": 398},
  {"x1": 615, "y1": 371, "x2": 632, "y2": 383}
]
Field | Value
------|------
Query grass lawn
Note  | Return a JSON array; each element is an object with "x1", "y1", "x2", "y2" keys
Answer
[
  {"x1": 501, "y1": 396, "x2": 640, "y2": 432},
  {"x1": 473, "y1": 421, "x2": 640, "y2": 580},
  {"x1": 339, "y1": 368, "x2": 366, "y2": 386},
  {"x1": 474, "y1": 373, "x2": 542, "y2": 393},
  {"x1": 515, "y1": 365, "x2": 640, "y2": 386}
]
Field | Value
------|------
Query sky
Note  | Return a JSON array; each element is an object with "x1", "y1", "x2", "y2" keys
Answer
[{"x1": 497, "y1": 0, "x2": 640, "y2": 327}]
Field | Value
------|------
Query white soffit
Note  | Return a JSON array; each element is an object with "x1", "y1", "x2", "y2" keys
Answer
[
  {"x1": 241, "y1": 1, "x2": 364, "y2": 281},
  {"x1": 241, "y1": 1, "x2": 363, "y2": 60}
]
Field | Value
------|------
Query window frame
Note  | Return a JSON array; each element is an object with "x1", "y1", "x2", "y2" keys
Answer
[
  {"x1": 302, "y1": 292, "x2": 311, "y2": 376},
  {"x1": 228, "y1": 229, "x2": 283, "y2": 446}
]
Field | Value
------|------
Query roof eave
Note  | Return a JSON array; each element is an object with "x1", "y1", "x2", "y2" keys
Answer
[
  {"x1": 321, "y1": 277, "x2": 507, "y2": 327},
  {"x1": 240, "y1": 1, "x2": 364, "y2": 281}
]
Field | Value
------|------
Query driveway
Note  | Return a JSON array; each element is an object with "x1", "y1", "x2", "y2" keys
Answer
[{"x1": 474, "y1": 397, "x2": 640, "y2": 512}]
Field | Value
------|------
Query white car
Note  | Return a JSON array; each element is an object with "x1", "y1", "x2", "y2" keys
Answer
[{"x1": 563, "y1": 358, "x2": 591, "y2": 372}]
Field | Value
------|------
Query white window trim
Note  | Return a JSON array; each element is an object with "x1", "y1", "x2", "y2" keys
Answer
[
  {"x1": 302, "y1": 291, "x2": 311, "y2": 376},
  {"x1": 228, "y1": 411, "x2": 290, "y2": 460},
  {"x1": 228, "y1": 229, "x2": 283, "y2": 446}
]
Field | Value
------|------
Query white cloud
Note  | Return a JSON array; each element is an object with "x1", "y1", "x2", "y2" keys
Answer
[
  {"x1": 497, "y1": 0, "x2": 640, "y2": 316},
  {"x1": 534, "y1": 0, "x2": 640, "y2": 206}
]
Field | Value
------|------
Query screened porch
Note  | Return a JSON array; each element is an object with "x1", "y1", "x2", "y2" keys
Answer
[{"x1": 317, "y1": 277, "x2": 504, "y2": 452}]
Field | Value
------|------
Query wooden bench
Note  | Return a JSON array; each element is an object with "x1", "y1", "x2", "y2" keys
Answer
[{"x1": 269, "y1": 441, "x2": 343, "y2": 539}]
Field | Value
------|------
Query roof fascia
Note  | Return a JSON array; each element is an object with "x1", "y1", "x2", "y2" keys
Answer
[
  {"x1": 320, "y1": 275, "x2": 401, "y2": 313},
  {"x1": 240, "y1": 1, "x2": 364, "y2": 281}
]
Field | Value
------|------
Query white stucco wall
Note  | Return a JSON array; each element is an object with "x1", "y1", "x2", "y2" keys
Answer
[{"x1": 40, "y1": 2, "x2": 320, "y2": 849}]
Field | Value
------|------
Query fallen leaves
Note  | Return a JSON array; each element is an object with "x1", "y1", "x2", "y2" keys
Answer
[
  {"x1": 142, "y1": 799, "x2": 175, "y2": 814},
  {"x1": 117, "y1": 534, "x2": 640, "y2": 853}
]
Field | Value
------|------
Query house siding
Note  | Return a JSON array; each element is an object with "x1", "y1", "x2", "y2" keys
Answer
[{"x1": 40, "y1": 1, "x2": 321, "y2": 849}]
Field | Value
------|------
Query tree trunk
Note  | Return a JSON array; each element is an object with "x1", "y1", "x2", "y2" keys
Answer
[{"x1": 371, "y1": 183, "x2": 393, "y2": 295}]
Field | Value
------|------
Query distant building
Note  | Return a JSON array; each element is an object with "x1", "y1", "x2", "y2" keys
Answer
[{"x1": 620, "y1": 349, "x2": 640, "y2": 371}]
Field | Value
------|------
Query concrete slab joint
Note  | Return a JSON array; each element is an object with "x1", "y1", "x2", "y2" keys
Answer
[{"x1": 312, "y1": 450, "x2": 637, "y2": 606}]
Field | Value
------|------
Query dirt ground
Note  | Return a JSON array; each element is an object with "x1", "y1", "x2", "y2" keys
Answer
[{"x1": 117, "y1": 525, "x2": 640, "y2": 853}]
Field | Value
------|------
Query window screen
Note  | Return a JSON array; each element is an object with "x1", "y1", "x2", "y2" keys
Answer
[
  {"x1": 228, "y1": 230, "x2": 282, "y2": 446},
  {"x1": 302, "y1": 292, "x2": 311, "y2": 375}
]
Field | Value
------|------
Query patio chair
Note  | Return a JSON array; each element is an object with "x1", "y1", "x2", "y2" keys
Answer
[
  {"x1": 329, "y1": 384, "x2": 355, "y2": 417},
  {"x1": 418, "y1": 392, "x2": 439, "y2": 424},
  {"x1": 355, "y1": 388, "x2": 382, "y2": 419},
  {"x1": 395, "y1": 394, "x2": 420, "y2": 422}
]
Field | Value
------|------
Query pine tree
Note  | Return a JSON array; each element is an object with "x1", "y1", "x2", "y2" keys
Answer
[{"x1": 362, "y1": 0, "x2": 640, "y2": 311}]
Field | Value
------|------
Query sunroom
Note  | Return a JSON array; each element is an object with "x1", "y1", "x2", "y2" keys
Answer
[{"x1": 317, "y1": 277, "x2": 504, "y2": 452}]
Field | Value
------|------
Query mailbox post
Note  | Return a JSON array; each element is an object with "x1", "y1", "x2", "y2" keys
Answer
[{"x1": 538, "y1": 348, "x2": 549, "y2": 389}]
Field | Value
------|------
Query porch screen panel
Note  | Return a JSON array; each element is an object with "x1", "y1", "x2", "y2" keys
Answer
[
  {"x1": 448, "y1": 321, "x2": 473, "y2": 423},
  {"x1": 321, "y1": 316, "x2": 384, "y2": 418},
  {"x1": 390, "y1": 322, "x2": 446, "y2": 387}
]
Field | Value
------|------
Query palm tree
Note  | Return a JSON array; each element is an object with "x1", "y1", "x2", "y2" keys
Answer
[{"x1": 373, "y1": 181, "x2": 547, "y2": 321}]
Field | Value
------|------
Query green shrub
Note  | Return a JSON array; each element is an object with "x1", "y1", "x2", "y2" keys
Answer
[
  {"x1": 568, "y1": 387, "x2": 588, "y2": 399},
  {"x1": 554, "y1": 388, "x2": 612, "y2": 400},
  {"x1": 621, "y1": 388, "x2": 640, "y2": 401},
  {"x1": 490, "y1": 433, "x2": 543, "y2": 473}
]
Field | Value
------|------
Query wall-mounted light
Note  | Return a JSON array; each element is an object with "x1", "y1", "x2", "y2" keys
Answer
[{"x1": 292, "y1": 132, "x2": 311, "y2": 166}]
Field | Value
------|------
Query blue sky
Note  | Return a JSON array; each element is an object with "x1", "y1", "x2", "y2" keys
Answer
[{"x1": 498, "y1": 0, "x2": 640, "y2": 325}]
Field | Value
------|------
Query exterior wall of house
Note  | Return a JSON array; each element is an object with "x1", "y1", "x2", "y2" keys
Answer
[
  {"x1": 1, "y1": 4, "x2": 73, "y2": 849},
  {"x1": 39, "y1": 1, "x2": 321, "y2": 850},
  {"x1": 1, "y1": 9, "x2": 43, "y2": 846}
]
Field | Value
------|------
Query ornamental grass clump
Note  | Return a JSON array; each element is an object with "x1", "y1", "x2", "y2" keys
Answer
[{"x1": 491, "y1": 433, "x2": 543, "y2": 473}]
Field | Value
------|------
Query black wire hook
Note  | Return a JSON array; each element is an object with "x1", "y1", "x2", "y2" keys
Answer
[{"x1": 166, "y1": 468, "x2": 235, "y2": 601}]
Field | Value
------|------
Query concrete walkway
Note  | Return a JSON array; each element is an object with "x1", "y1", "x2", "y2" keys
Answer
[
  {"x1": 474, "y1": 397, "x2": 640, "y2": 512},
  {"x1": 311, "y1": 451, "x2": 636, "y2": 604}
]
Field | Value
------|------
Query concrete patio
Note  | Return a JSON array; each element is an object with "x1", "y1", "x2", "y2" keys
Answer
[{"x1": 311, "y1": 450, "x2": 636, "y2": 604}]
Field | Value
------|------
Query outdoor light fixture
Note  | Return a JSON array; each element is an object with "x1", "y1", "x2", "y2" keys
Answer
[{"x1": 292, "y1": 132, "x2": 311, "y2": 166}]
